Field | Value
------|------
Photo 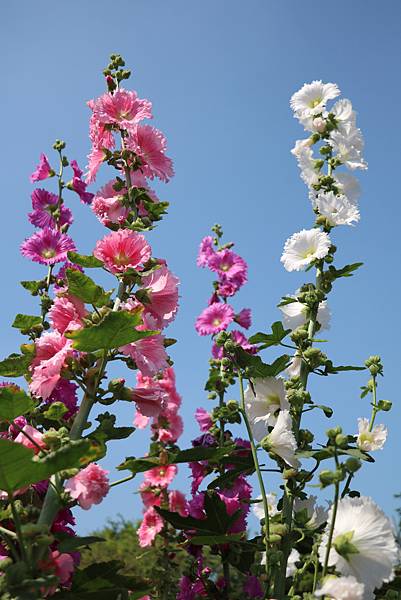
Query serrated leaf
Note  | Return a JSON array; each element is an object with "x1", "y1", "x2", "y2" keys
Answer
[
  {"x1": 65, "y1": 311, "x2": 156, "y2": 352},
  {"x1": 341, "y1": 447, "x2": 374, "y2": 463},
  {"x1": 88, "y1": 412, "x2": 135, "y2": 445},
  {"x1": 12, "y1": 314, "x2": 42, "y2": 331},
  {"x1": 117, "y1": 456, "x2": 161, "y2": 475},
  {"x1": 66, "y1": 269, "x2": 112, "y2": 307},
  {"x1": 330, "y1": 262, "x2": 363, "y2": 278},
  {"x1": 0, "y1": 353, "x2": 33, "y2": 377},
  {"x1": 67, "y1": 251, "x2": 104, "y2": 268},
  {"x1": 249, "y1": 321, "x2": 291, "y2": 349},
  {"x1": 20, "y1": 280, "x2": 43, "y2": 295},
  {"x1": 0, "y1": 386, "x2": 34, "y2": 421}
]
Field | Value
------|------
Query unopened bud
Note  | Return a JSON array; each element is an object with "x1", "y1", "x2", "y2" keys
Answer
[{"x1": 313, "y1": 117, "x2": 326, "y2": 133}]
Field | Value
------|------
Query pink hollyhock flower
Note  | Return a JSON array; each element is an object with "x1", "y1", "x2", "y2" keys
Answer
[
  {"x1": 154, "y1": 411, "x2": 183, "y2": 443},
  {"x1": 195, "y1": 302, "x2": 235, "y2": 336},
  {"x1": 139, "y1": 482, "x2": 163, "y2": 509},
  {"x1": 21, "y1": 228, "x2": 76, "y2": 265},
  {"x1": 132, "y1": 386, "x2": 167, "y2": 417},
  {"x1": 0, "y1": 542, "x2": 8, "y2": 562},
  {"x1": 93, "y1": 229, "x2": 151, "y2": 274},
  {"x1": 29, "y1": 188, "x2": 73, "y2": 229},
  {"x1": 177, "y1": 576, "x2": 207, "y2": 600},
  {"x1": 169, "y1": 490, "x2": 188, "y2": 516},
  {"x1": 218, "y1": 272, "x2": 248, "y2": 297},
  {"x1": 92, "y1": 89, "x2": 152, "y2": 132},
  {"x1": 30, "y1": 331, "x2": 74, "y2": 399},
  {"x1": 140, "y1": 265, "x2": 179, "y2": 328},
  {"x1": 244, "y1": 575, "x2": 263, "y2": 598},
  {"x1": 197, "y1": 235, "x2": 215, "y2": 267},
  {"x1": 138, "y1": 507, "x2": 164, "y2": 547},
  {"x1": 155, "y1": 367, "x2": 182, "y2": 409},
  {"x1": 70, "y1": 160, "x2": 94, "y2": 204},
  {"x1": 208, "y1": 249, "x2": 248, "y2": 281},
  {"x1": 189, "y1": 462, "x2": 207, "y2": 495},
  {"x1": 235, "y1": 308, "x2": 252, "y2": 329},
  {"x1": 144, "y1": 464, "x2": 177, "y2": 487},
  {"x1": 7, "y1": 415, "x2": 27, "y2": 439},
  {"x1": 65, "y1": 463, "x2": 109, "y2": 510},
  {"x1": 30, "y1": 153, "x2": 53, "y2": 183},
  {"x1": 120, "y1": 334, "x2": 169, "y2": 377},
  {"x1": 52, "y1": 550, "x2": 75, "y2": 584},
  {"x1": 91, "y1": 179, "x2": 130, "y2": 226},
  {"x1": 85, "y1": 147, "x2": 106, "y2": 184},
  {"x1": 45, "y1": 379, "x2": 78, "y2": 419},
  {"x1": 212, "y1": 330, "x2": 256, "y2": 359},
  {"x1": 48, "y1": 295, "x2": 87, "y2": 334},
  {"x1": 127, "y1": 124, "x2": 174, "y2": 182},
  {"x1": 14, "y1": 424, "x2": 46, "y2": 454},
  {"x1": 195, "y1": 408, "x2": 213, "y2": 432},
  {"x1": 133, "y1": 410, "x2": 150, "y2": 429}
]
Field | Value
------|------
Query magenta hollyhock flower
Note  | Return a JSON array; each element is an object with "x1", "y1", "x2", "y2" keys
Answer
[
  {"x1": 208, "y1": 249, "x2": 248, "y2": 280},
  {"x1": 235, "y1": 308, "x2": 252, "y2": 329},
  {"x1": 65, "y1": 463, "x2": 109, "y2": 510},
  {"x1": 52, "y1": 551, "x2": 75, "y2": 585},
  {"x1": 243, "y1": 575, "x2": 264, "y2": 598},
  {"x1": 169, "y1": 490, "x2": 188, "y2": 516},
  {"x1": 30, "y1": 153, "x2": 54, "y2": 183},
  {"x1": 92, "y1": 88, "x2": 152, "y2": 131},
  {"x1": 48, "y1": 295, "x2": 87, "y2": 334},
  {"x1": 127, "y1": 124, "x2": 174, "y2": 181},
  {"x1": 21, "y1": 228, "x2": 76, "y2": 265},
  {"x1": 154, "y1": 411, "x2": 183, "y2": 443},
  {"x1": 29, "y1": 331, "x2": 74, "y2": 399},
  {"x1": 93, "y1": 229, "x2": 151, "y2": 274},
  {"x1": 137, "y1": 507, "x2": 164, "y2": 547},
  {"x1": 91, "y1": 179, "x2": 129, "y2": 226},
  {"x1": 7, "y1": 415, "x2": 27, "y2": 439},
  {"x1": 70, "y1": 160, "x2": 94, "y2": 204},
  {"x1": 45, "y1": 379, "x2": 78, "y2": 420},
  {"x1": 14, "y1": 425, "x2": 46, "y2": 454},
  {"x1": 195, "y1": 407, "x2": 213, "y2": 432},
  {"x1": 144, "y1": 464, "x2": 177, "y2": 488},
  {"x1": 140, "y1": 265, "x2": 179, "y2": 328},
  {"x1": 197, "y1": 235, "x2": 215, "y2": 267},
  {"x1": 189, "y1": 462, "x2": 207, "y2": 495},
  {"x1": 132, "y1": 386, "x2": 167, "y2": 418},
  {"x1": 29, "y1": 188, "x2": 73, "y2": 229},
  {"x1": 218, "y1": 270, "x2": 248, "y2": 297},
  {"x1": 195, "y1": 302, "x2": 235, "y2": 336},
  {"x1": 188, "y1": 493, "x2": 206, "y2": 519}
]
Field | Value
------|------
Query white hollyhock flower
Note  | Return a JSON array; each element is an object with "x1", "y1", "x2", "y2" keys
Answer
[
  {"x1": 333, "y1": 172, "x2": 361, "y2": 203},
  {"x1": 290, "y1": 81, "x2": 340, "y2": 119},
  {"x1": 329, "y1": 123, "x2": 367, "y2": 170},
  {"x1": 356, "y1": 417, "x2": 387, "y2": 451},
  {"x1": 318, "y1": 496, "x2": 398, "y2": 598},
  {"x1": 294, "y1": 495, "x2": 328, "y2": 528},
  {"x1": 252, "y1": 493, "x2": 279, "y2": 520},
  {"x1": 264, "y1": 410, "x2": 300, "y2": 468},
  {"x1": 291, "y1": 139, "x2": 320, "y2": 187},
  {"x1": 316, "y1": 191, "x2": 360, "y2": 226},
  {"x1": 245, "y1": 377, "x2": 289, "y2": 441},
  {"x1": 286, "y1": 354, "x2": 302, "y2": 378},
  {"x1": 315, "y1": 575, "x2": 364, "y2": 599},
  {"x1": 331, "y1": 98, "x2": 356, "y2": 133},
  {"x1": 281, "y1": 229, "x2": 331, "y2": 272},
  {"x1": 286, "y1": 548, "x2": 301, "y2": 577},
  {"x1": 280, "y1": 297, "x2": 331, "y2": 331}
]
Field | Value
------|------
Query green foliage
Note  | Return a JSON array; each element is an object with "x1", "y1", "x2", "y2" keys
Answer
[
  {"x1": 0, "y1": 385, "x2": 34, "y2": 421},
  {"x1": 249, "y1": 321, "x2": 291, "y2": 349},
  {"x1": 67, "y1": 251, "x2": 104, "y2": 268},
  {"x1": 12, "y1": 314, "x2": 42, "y2": 332},
  {"x1": 0, "y1": 352, "x2": 33, "y2": 377},
  {"x1": 66, "y1": 268, "x2": 112, "y2": 307}
]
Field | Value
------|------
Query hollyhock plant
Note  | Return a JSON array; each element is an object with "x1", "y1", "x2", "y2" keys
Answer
[
  {"x1": 20, "y1": 228, "x2": 76, "y2": 265},
  {"x1": 93, "y1": 229, "x2": 151, "y2": 273},
  {"x1": 65, "y1": 463, "x2": 110, "y2": 510}
]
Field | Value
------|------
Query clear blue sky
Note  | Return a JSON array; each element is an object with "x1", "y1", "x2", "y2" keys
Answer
[{"x1": 2, "y1": 1, "x2": 401, "y2": 534}]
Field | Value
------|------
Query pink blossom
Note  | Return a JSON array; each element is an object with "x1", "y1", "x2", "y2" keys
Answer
[
  {"x1": 235, "y1": 308, "x2": 252, "y2": 329},
  {"x1": 93, "y1": 229, "x2": 151, "y2": 274},
  {"x1": 197, "y1": 235, "x2": 215, "y2": 267},
  {"x1": 137, "y1": 507, "x2": 164, "y2": 547},
  {"x1": 218, "y1": 270, "x2": 248, "y2": 296},
  {"x1": 154, "y1": 411, "x2": 183, "y2": 443},
  {"x1": 65, "y1": 463, "x2": 109, "y2": 510},
  {"x1": 29, "y1": 188, "x2": 73, "y2": 229},
  {"x1": 169, "y1": 490, "x2": 188, "y2": 516},
  {"x1": 195, "y1": 408, "x2": 213, "y2": 432},
  {"x1": 121, "y1": 334, "x2": 169, "y2": 377},
  {"x1": 7, "y1": 415, "x2": 27, "y2": 439},
  {"x1": 188, "y1": 493, "x2": 206, "y2": 519},
  {"x1": 91, "y1": 179, "x2": 129, "y2": 226},
  {"x1": 21, "y1": 228, "x2": 76, "y2": 265},
  {"x1": 212, "y1": 329, "x2": 256, "y2": 358},
  {"x1": 189, "y1": 462, "x2": 207, "y2": 495},
  {"x1": 195, "y1": 302, "x2": 235, "y2": 336},
  {"x1": 133, "y1": 411, "x2": 150, "y2": 429},
  {"x1": 92, "y1": 89, "x2": 152, "y2": 132},
  {"x1": 48, "y1": 295, "x2": 87, "y2": 334},
  {"x1": 52, "y1": 551, "x2": 75, "y2": 584},
  {"x1": 139, "y1": 482, "x2": 163, "y2": 509},
  {"x1": 177, "y1": 576, "x2": 207, "y2": 599},
  {"x1": 30, "y1": 153, "x2": 53, "y2": 183},
  {"x1": 132, "y1": 386, "x2": 167, "y2": 417},
  {"x1": 85, "y1": 147, "x2": 106, "y2": 184},
  {"x1": 144, "y1": 464, "x2": 177, "y2": 487},
  {"x1": 127, "y1": 124, "x2": 174, "y2": 181},
  {"x1": 208, "y1": 249, "x2": 248, "y2": 280},
  {"x1": 30, "y1": 331, "x2": 74, "y2": 399},
  {"x1": 140, "y1": 265, "x2": 179, "y2": 328},
  {"x1": 70, "y1": 160, "x2": 94, "y2": 204},
  {"x1": 14, "y1": 425, "x2": 46, "y2": 454}
]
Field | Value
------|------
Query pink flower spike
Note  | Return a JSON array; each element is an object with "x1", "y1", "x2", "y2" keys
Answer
[
  {"x1": 65, "y1": 463, "x2": 109, "y2": 510},
  {"x1": 208, "y1": 249, "x2": 248, "y2": 281},
  {"x1": 195, "y1": 408, "x2": 213, "y2": 432},
  {"x1": 197, "y1": 236, "x2": 215, "y2": 267},
  {"x1": 20, "y1": 228, "x2": 76, "y2": 265},
  {"x1": 144, "y1": 464, "x2": 177, "y2": 487},
  {"x1": 30, "y1": 153, "x2": 54, "y2": 183},
  {"x1": 127, "y1": 124, "x2": 174, "y2": 182},
  {"x1": 195, "y1": 302, "x2": 234, "y2": 336},
  {"x1": 235, "y1": 308, "x2": 252, "y2": 329},
  {"x1": 93, "y1": 229, "x2": 151, "y2": 274},
  {"x1": 138, "y1": 507, "x2": 164, "y2": 547}
]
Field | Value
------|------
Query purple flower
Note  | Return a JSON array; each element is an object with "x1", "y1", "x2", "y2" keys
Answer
[
  {"x1": 197, "y1": 235, "x2": 215, "y2": 267},
  {"x1": 70, "y1": 160, "x2": 94, "y2": 204},
  {"x1": 20, "y1": 228, "x2": 76, "y2": 265},
  {"x1": 29, "y1": 188, "x2": 73, "y2": 229},
  {"x1": 30, "y1": 153, "x2": 54, "y2": 183}
]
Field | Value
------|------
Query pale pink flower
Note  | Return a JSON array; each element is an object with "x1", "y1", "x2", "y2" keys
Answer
[
  {"x1": 48, "y1": 295, "x2": 87, "y2": 334},
  {"x1": 52, "y1": 551, "x2": 74, "y2": 584},
  {"x1": 208, "y1": 249, "x2": 248, "y2": 280},
  {"x1": 144, "y1": 464, "x2": 177, "y2": 487},
  {"x1": 30, "y1": 153, "x2": 53, "y2": 183},
  {"x1": 92, "y1": 89, "x2": 152, "y2": 131},
  {"x1": 70, "y1": 159, "x2": 94, "y2": 204},
  {"x1": 139, "y1": 482, "x2": 163, "y2": 509},
  {"x1": 85, "y1": 147, "x2": 106, "y2": 184},
  {"x1": 30, "y1": 331, "x2": 74, "y2": 399},
  {"x1": 140, "y1": 265, "x2": 179, "y2": 328},
  {"x1": 154, "y1": 411, "x2": 183, "y2": 443},
  {"x1": 93, "y1": 229, "x2": 151, "y2": 274},
  {"x1": 138, "y1": 507, "x2": 164, "y2": 547},
  {"x1": 169, "y1": 490, "x2": 188, "y2": 516},
  {"x1": 235, "y1": 308, "x2": 252, "y2": 329},
  {"x1": 29, "y1": 188, "x2": 73, "y2": 229},
  {"x1": 195, "y1": 408, "x2": 213, "y2": 432},
  {"x1": 14, "y1": 425, "x2": 46, "y2": 454},
  {"x1": 195, "y1": 302, "x2": 235, "y2": 336},
  {"x1": 121, "y1": 334, "x2": 169, "y2": 377},
  {"x1": 21, "y1": 228, "x2": 76, "y2": 265},
  {"x1": 197, "y1": 236, "x2": 215, "y2": 267},
  {"x1": 65, "y1": 463, "x2": 109, "y2": 510},
  {"x1": 131, "y1": 386, "x2": 167, "y2": 417},
  {"x1": 127, "y1": 124, "x2": 174, "y2": 181},
  {"x1": 91, "y1": 179, "x2": 129, "y2": 226},
  {"x1": 133, "y1": 411, "x2": 150, "y2": 429}
]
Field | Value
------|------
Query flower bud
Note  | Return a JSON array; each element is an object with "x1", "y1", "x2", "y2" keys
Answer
[
  {"x1": 335, "y1": 434, "x2": 348, "y2": 448},
  {"x1": 326, "y1": 426, "x2": 342, "y2": 439},
  {"x1": 313, "y1": 117, "x2": 326, "y2": 133},
  {"x1": 378, "y1": 399, "x2": 392, "y2": 412},
  {"x1": 345, "y1": 457, "x2": 361, "y2": 473},
  {"x1": 215, "y1": 331, "x2": 229, "y2": 347}
]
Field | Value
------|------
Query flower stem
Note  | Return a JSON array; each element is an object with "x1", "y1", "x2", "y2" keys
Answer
[
  {"x1": 109, "y1": 474, "x2": 135, "y2": 489},
  {"x1": 322, "y1": 480, "x2": 340, "y2": 577}
]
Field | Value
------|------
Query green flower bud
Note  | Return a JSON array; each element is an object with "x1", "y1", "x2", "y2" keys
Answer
[
  {"x1": 345, "y1": 457, "x2": 361, "y2": 473},
  {"x1": 208, "y1": 392, "x2": 217, "y2": 400},
  {"x1": 215, "y1": 331, "x2": 229, "y2": 347},
  {"x1": 326, "y1": 426, "x2": 342, "y2": 439},
  {"x1": 268, "y1": 534, "x2": 282, "y2": 544},
  {"x1": 378, "y1": 399, "x2": 392, "y2": 412},
  {"x1": 227, "y1": 400, "x2": 239, "y2": 411},
  {"x1": 335, "y1": 434, "x2": 348, "y2": 448},
  {"x1": 270, "y1": 523, "x2": 288, "y2": 537}
]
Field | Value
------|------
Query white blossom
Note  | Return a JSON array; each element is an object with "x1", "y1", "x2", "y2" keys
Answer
[
  {"x1": 290, "y1": 81, "x2": 340, "y2": 120},
  {"x1": 329, "y1": 122, "x2": 367, "y2": 170},
  {"x1": 356, "y1": 417, "x2": 387, "y2": 451},
  {"x1": 265, "y1": 410, "x2": 300, "y2": 468},
  {"x1": 291, "y1": 139, "x2": 320, "y2": 187},
  {"x1": 252, "y1": 493, "x2": 279, "y2": 520},
  {"x1": 281, "y1": 228, "x2": 331, "y2": 272},
  {"x1": 294, "y1": 495, "x2": 328, "y2": 528},
  {"x1": 332, "y1": 172, "x2": 361, "y2": 203},
  {"x1": 286, "y1": 354, "x2": 302, "y2": 378},
  {"x1": 318, "y1": 496, "x2": 398, "y2": 598},
  {"x1": 286, "y1": 548, "x2": 300, "y2": 577},
  {"x1": 280, "y1": 297, "x2": 331, "y2": 331},
  {"x1": 245, "y1": 377, "x2": 289, "y2": 441},
  {"x1": 331, "y1": 98, "x2": 356, "y2": 133},
  {"x1": 316, "y1": 191, "x2": 360, "y2": 226},
  {"x1": 314, "y1": 575, "x2": 364, "y2": 599}
]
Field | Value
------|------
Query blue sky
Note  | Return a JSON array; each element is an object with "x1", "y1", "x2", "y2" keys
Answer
[{"x1": 2, "y1": 1, "x2": 401, "y2": 534}]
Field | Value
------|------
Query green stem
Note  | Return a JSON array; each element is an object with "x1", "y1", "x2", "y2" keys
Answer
[
  {"x1": 238, "y1": 371, "x2": 271, "y2": 597},
  {"x1": 322, "y1": 480, "x2": 340, "y2": 577},
  {"x1": 109, "y1": 474, "x2": 135, "y2": 489},
  {"x1": 368, "y1": 375, "x2": 378, "y2": 431},
  {"x1": 9, "y1": 495, "x2": 29, "y2": 564}
]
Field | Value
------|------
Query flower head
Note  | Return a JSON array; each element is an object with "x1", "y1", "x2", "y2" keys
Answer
[
  {"x1": 252, "y1": 493, "x2": 279, "y2": 520},
  {"x1": 48, "y1": 295, "x2": 87, "y2": 334},
  {"x1": 93, "y1": 229, "x2": 151, "y2": 274},
  {"x1": 144, "y1": 464, "x2": 177, "y2": 487},
  {"x1": 316, "y1": 191, "x2": 360, "y2": 226},
  {"x1": 30, "y1": 153, "x2": 54, "y2": 183},
  {"x1": 195, "y1": 408, "x2": 213, "y2": 432},
  {"x1": 29, "y1": 188, "x2": 73, "y2": 229},
  {"x1": 21, "y1": 228, "x2": 76, "y2": 265},
  {"x1": 356, "y1": 417, "x2": 387, "y2": 451},
  {"x1": 70, "y1": 159, "x2": 94, "y2": 204},
  {"x1": 279, "y1": 297, "x2": 330, "y2": 331},
  {"x1": 140, "y1": 265, "x2": 179, "y2": 328},
  {"x1": 290, "y1": 81, "x2": 340, "y2": 119},
  {"x1": 127, "y1": 124, "x2": 174, "y2": 181},
  {"x1": 197, "y1": 235, "x2": 215, "y2": 267},
  {"x1": 234, "y1": 308, "x2": 252, "y2": 329},
  {"x1": 281, "y1": 228, "x2": 331, "y2": 272},
  {"x1": 195, "y1": 302, "x2": 235, "y2": 336},
  {"x1": 314, "y1": 575, "x2": 364, "y2": 599},
  {"x1": 208, "y1": 249, "x2": 247, "y2": 280},
  {"x1": 65, "y1": 463, "x2": 109, "y2": 510},
  {"x1": 245, "y1": 377, "x2": 289, "y2": 440},
  {"x1": 264, "y1": 410, "x2": 300, "y2": 468},
  {"x1": 92, "y1": 88, "x2": 152, "y2": 131},
  {"x1": 15, "y1": 425, "x2": 46, "y2": 454},
  {"x1": 91, "y1": 179, "x2": 129, "y2": 226},
  {"x1": 29, "y1": 331, "x2": 74, "y2": 399}
]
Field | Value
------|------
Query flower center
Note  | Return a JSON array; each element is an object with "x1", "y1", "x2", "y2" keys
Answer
[
  {"x1": 333, "y1": 531, "x2": 359, "y2": 560},
  {"x1": 42, "y1": 248, "x2": 56, "y2": 259},
  {"x1": 114, "y1": 252, "x2": 131, "y2": 265},
  {"x1": 308, "y1": 97, "x2": 322, "y2": 108},
  {"x1": 264, "y1": 393, "x2": 280, "y2": 408},
  {"x1": 301, "y1": 246, "x2": 317, "y2": 259},
  {"x1": 212, "y1": 318, "x2": 222, "y2": 326},
  {"x1": 220, "y1": 262, "x2": 230, "y2": 272}
]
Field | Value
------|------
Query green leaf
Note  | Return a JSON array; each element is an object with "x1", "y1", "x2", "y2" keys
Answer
[
  {"x1": 341, "y1": 448, "x2": 374, "y2": 463},
  {"x1": 249, "y1": 321, "x2": 291, "y2": 349},
  {"x1": 20, "y1": 280, "x2": 43, "y2": 295},
  {"x1": 67, "y1": 251, "x2": 104, "y2": 268},
  {"x1": 0, "y1": 353, "x2": 32, "y2": 377},
  {"x1": 324, "y1": 362, "x2": 366, "y2": 375},
  {"x1": 328, "y1": 262, "x2": 363, "y2": 279},
  {"x1": 190, "y1": 533, "x2": 244, "y2": 545},
  {"x1": 65, "y1": 311, "x2": 156, "y2": 352},
  {"x1": 88, "y1": 412, "x2": 135, "y2": 445},
  {"x1": 12, "y1": 314, "x2": 42, "y2": 331},
  {"x1": 203, "y1": 492, "x2": 238, "y2": 534},
  {"x1": 57, "y1": 535, "x2": 105, "y2": 553},
  {"x1": 0, "y1": 386, "x2": 34, "y2": 421},
  {"x1": 171, "y1": 445, "x2": 236, "y2": 464},
  {"x1": 117, "y1": 456, "x2": 161, "y2": 475},
  {"x1": 66, "y1": 269, "x2": 112, "y2": 307},
  {"x1": 155, "y1": 507, "x2": 217, "y2": 535},
  {"x1": 233, "y1": 347, "x2": 291, "y2": 377}
]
